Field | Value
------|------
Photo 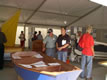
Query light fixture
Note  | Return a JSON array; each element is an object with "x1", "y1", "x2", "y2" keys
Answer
[
  {"x1": 64, "y1": 21, "x2": 67, "y2": 24},
  {"x1": 90, "y1": 0, "x2": 107, "y2": 6}
]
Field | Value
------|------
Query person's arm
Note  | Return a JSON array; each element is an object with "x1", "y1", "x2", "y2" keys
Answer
[
  {"x1": 91, "y1": 36, "x2": 95, "y2": 57},
  {"x1": 59, "y1": 44, "x2": 69, "y2": 51},
  {"x1": 56, "y1": 36, "x2": 61, "y2": 51},
  {"x1": 60, "y1": 35, "x2": 70, "y2": 49},
  {"x1": 57, "y1": 35, "x2": 70, "y2": 51},
  {"x1": 56, "y1": 42, "x2": 58, "y2": 50},
  {"x1": 61, "y1": 44, "x2": 69, "y2": 49},
  {"x1": 24, "y1": 34, "x2": 26, "y2": 41},
  {"x1": 92, "y1": 46, "x2": 95, "y2": 57},
  {"x1": 56, "y1": 42, "x2": 69, "y2": 51},
  {"x1": 42, "y1": 43, "x2": 46, "y2": 52},
  {"x1": 42, "y1": 36, "x2": 47, "y2": 52},
  {"x1": 41, "y1": 35, "x2": 43, "y2": 40}
]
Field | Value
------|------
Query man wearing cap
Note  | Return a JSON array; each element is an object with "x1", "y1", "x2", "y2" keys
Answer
[{"x1": 42, "y1": 28, "x2": 57, "y2": 58}]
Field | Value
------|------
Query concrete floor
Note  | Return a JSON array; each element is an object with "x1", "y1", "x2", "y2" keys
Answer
[
  {"x1": 0, "y1": 59, "x2": 107, "y2": 80},
  {"x1": 0, "y1": 67, "x2": 17, "y2": 80},
  {"x1": 76, "y1": 59, "x2": 107, "y2": 80}
]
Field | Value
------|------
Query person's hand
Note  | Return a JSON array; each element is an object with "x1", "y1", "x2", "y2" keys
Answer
[
  {"x1": 57, "y1": 47, "x2": 62, "y2": 51},
  {"x1": 42, "y1": 47, "x2": 46, "y2": 52},
  {"x1": 93, "y1": 54, "x2": 95, "y2": 58}
]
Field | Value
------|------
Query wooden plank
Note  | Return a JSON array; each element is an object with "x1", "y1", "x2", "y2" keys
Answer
[{"x1": 32, "y1": 40, "x2": 43, "y2": 52}]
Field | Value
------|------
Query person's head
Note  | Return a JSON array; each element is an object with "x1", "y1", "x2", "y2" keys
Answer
[
  {"x1": 47, "y1": 28, "x2": 53, "y2": 36},
  {"x1": 61, "y1": 27, "x2": 66, "y2": 36},
  {"x1": 39, "y1": 31, "x2": 41, "y2": 34},
  {"x1": 21, "y1": 31, "x2": 23, "y2": 34},
  {"x1": 77, "y1": 31, "x2": 82, "y2": 36},
  {"x1": 86, "y1": 25, "x2": 93, "y2": 34},
  {"x1": 34, "y1": 31, "x2": 37, "y2": 34}
]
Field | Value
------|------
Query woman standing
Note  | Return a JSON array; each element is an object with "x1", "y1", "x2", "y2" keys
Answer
[
  {"x1": 19, "y1": 31, "x2": 26, "y2": 48},
  {"x1": 79, "y1": 26, "x2": 95, "y2": 80}
]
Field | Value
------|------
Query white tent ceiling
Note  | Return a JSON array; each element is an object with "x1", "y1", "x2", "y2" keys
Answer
[{"x1": 0, "y1": 0, "x2": 105, "y2": 28}]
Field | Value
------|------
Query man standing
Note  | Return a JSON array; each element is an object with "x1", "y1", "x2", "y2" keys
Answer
[
  {"x1": 37, "y1": 31, "x2": 43, "y2": 40},
  {"x1": 0, "y1": 27, "x2": 7, "y2": 70},
  {"x1": 32, "y1": 31, "x2": 37, "y2": 41},
  {"x1": 79, "y1": 26, "x2": 94, "y2": 80},
  {"x1": 42, "y1": 28, "x2": 57, "y2": 58},
  {"x1": 56, "y1": 27, "x2": 71, "y2": 62}
]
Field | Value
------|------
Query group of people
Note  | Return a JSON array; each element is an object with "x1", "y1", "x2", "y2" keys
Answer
[
  {"x1": 31, "y1": 31, "x2": 43, "y2": 41},
  {"x1": 0, "y1": 26, "x2": 94, "y2": 80},
  {"x1": 42, "y1": 26, "x2": 94, "y2": 80},
  {"x1": 43, "y1": 27, "x2": 71, "y2": 62},
  {"x1": 19, "y1": 31, "x2": 43, "y2": 48}
]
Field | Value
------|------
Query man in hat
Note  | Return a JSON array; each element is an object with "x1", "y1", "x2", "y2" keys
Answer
[{"x1": 42, "y1": 28, "x2": 57, "y2": 58}]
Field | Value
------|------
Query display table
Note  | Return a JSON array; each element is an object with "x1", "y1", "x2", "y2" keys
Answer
[
  {"x1": 98, "y1": 61, "x2": 107, "y2": 80},
  {"x1": 11, "y1": 51, "x2": 82, "y2": 80},
  {"x1": 4, "y1": 46, "x2": 22, "y2": 60}
]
